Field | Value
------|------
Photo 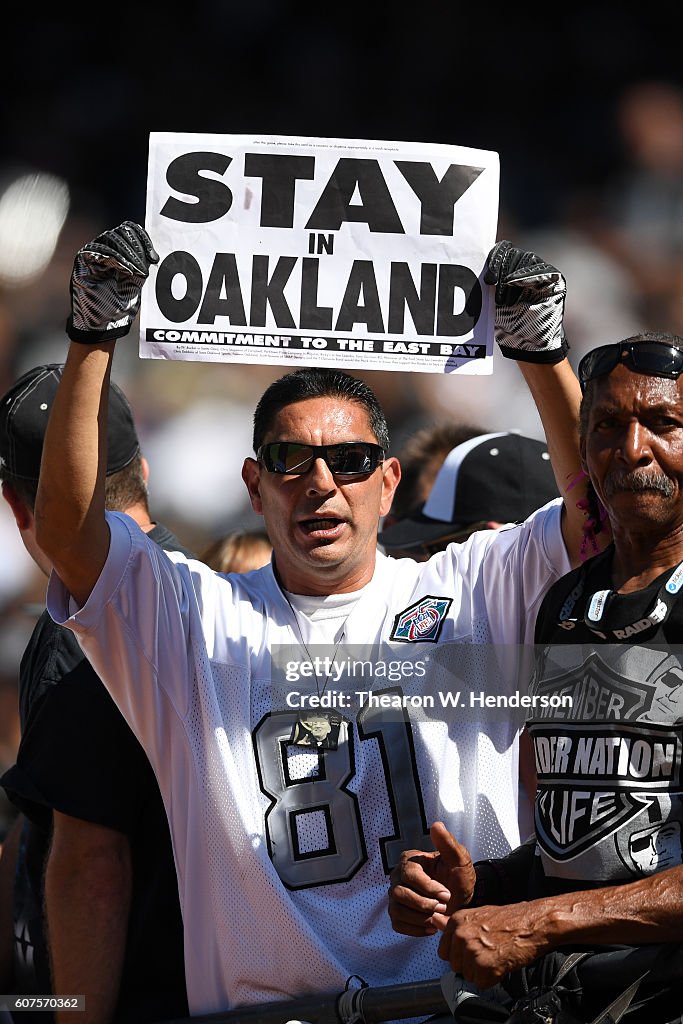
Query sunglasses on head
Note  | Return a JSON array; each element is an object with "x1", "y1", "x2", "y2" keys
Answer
[
  {"x1": 258, "y1": 441, "x2": 385, "y2": 477},
  {"x1": 578, "y1": 341, "x2": 683, "y2": 393}
]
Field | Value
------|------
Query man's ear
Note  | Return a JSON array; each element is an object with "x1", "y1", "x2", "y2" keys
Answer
[
  {"x1": 242, "y1": 458, "x2": 264, "y2": 515},
  {"x1": 379, "y1": 457, "x2": 401, "y2": 518},
  {"x1": 1, "y1": 481, "x2": 32, "y2": 531}
]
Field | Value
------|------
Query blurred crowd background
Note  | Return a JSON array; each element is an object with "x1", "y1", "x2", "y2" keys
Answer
[{"x1": 2, "y1": 2, "x2": 683, "y2": 828}]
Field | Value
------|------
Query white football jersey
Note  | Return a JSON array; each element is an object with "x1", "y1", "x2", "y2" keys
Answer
[{"x1": 48, "y1": 499, "x2": 567, "y2": 1016}]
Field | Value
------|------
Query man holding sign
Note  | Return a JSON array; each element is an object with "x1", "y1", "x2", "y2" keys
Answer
[{"x1": 33, "y1": 220, "x2": 588, "y2": 1017}]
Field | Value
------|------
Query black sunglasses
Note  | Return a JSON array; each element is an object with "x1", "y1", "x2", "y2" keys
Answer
[
  {"x1": 258, "y1": 441, "x2": 385, "y2": 477},
  {"x1": 578, "y1": 341, "x2": 683, "y2": 393}
]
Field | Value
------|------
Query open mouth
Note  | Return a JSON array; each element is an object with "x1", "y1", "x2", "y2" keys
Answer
[{"x1": 299, "y1": 516, "x2": 345, "y2": 536}]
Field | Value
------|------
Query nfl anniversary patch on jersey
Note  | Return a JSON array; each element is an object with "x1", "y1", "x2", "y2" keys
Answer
[{"x1": 390, "y1": 596, "x2": 452, "y2": 643}]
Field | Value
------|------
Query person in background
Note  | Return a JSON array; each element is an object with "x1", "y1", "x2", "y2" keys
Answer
[
  {"x1": 200, "y1": 528, "x2": 272, "y2": 573},
  {"x1": 379, "y1": 431, "x2": 559, "y2": 560},
  {"x1": 0, "y1": 365, "x2": 190, "y2": 1024},
  {"x1": 381, "y1": 423, "x2": 484, "y2": 534}
]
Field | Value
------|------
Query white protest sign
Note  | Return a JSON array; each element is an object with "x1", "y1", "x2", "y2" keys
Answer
[{"x1": 141, "y1": 133, "x2": 499, "y2": 374}]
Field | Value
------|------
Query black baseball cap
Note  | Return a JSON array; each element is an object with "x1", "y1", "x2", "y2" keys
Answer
[
  {"x1": 379, "y1": 432, "x2": 559, "y2": 552},
  {"x1": 0, "y1": 363, "x2": 140, "y2": 481}
]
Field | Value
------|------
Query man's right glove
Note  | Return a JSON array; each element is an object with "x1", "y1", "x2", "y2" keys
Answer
[
  {"x1": 484, "y1": 240, "x2": 568, "y2": 364},
  {"x1": 67, "y1": 221, "x2": 159, "y2": 343}
]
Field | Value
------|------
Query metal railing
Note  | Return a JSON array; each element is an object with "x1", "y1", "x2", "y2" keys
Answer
[{"x1": 156, "y1": 978, "x2": 449, "y2": 1024}]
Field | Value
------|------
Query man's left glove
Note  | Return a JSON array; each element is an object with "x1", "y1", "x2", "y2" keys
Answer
[
  {"x1": 484, "y1": 240, "x2": 568, "y2": 364},
  {"x1": 67, "y1": 221, "x2": 159, "y2": 343}
]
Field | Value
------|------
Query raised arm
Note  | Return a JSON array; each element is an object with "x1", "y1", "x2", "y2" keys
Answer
[
  {"x1": 519, "y1": 359, "x2": 585, "y2": 563},
  {"x1": 35, "y1": 223, "x2": 158, "y2": 605},
  {"x1": 36, "y1": 343, "x2": 114, "y2": 605},
  {"x1": 485, "y1": 242, "x2": 596, "y2": 566}
]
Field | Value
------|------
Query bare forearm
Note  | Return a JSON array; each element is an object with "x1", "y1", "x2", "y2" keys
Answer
[
  {"x1": 519, "y1": 360, "x2": 582, "y2": 487},
  {"x1": 518, "y1": 360, "x2": 597, "y2": 566},
  {"x1": 439, "y1": 864, "x2": 683, "y2": 988},
  {"x1": 35, "y1": 343, "x2": 115, "y2": 604},
  {"x1": 45, "y1": 819, "x2": 131, "y2": 1024},
  {"x1": 544, "y1": 865, "x2": 683, "y2": 946}
]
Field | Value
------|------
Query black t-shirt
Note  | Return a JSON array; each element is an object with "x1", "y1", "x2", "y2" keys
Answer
[
  {"x1": 1, "y1": 524, "x2": 193, "y2": 1023},
  {"x1": 534, "y1": 543, "x2": 683, "y2": 647},
  {"x1": 526, "y1": 545, "x2": 683, "y2": 899}
]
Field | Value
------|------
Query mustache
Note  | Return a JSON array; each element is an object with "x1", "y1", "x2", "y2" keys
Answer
[{"x1": 603, "y1": 468, "x2": 675, "y2": 498}]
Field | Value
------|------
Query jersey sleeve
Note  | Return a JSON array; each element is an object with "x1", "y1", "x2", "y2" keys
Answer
[
  {"x1": 502, "y1": 499, "x2": 569, "y2": 642},
  {"x1": 46, "y1": 511, "x2": 233, "y2": 758},
  {"x1": 467, "y1": 498, "x2": 570, "y2": 646}
]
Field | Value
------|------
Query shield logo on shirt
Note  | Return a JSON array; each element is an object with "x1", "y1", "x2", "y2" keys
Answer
[{"x1": 390, "y1": 596, "x2": 452, "y2": 643}]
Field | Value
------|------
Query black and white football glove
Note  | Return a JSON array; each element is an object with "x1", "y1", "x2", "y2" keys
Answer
[
  {"x1": 484, "y1": 240, "x2": 568, "y2": 364},
  {"x1": 67, "y1": 221, "x2": 159, "y2": 343}
]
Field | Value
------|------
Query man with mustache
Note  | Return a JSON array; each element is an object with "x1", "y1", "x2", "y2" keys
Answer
[
  {"x1": 602, "y1": 465, "x2": 675, "y2": 498},
  {"x1": 390, "y1": 331, "x2": 683, "y2": 1021}
]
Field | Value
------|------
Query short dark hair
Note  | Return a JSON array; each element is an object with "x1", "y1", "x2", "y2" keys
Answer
[
  {"x1": 103, "y1": 456, "x2": 150, "y2": 512},
  {"x1": 1, "y1": 454, "x2": 149, "y2": 515},
  {"x1": 252, "y1": 367, "x2": 390, "y2": 452},
  {"x1": 390, "y1": 422, "x2": 484, "y2": 520}
]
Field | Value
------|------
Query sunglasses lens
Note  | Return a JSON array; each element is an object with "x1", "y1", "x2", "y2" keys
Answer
[
  {"x1": 262, "y1": 443, "x2": 314, "y2": 474},
  {"x1": 630, "y1": 343, "x2": 683, "y2": 377},
  {"x1": 260, "y1": 442, "x2": 383, "y2": 475},
  {"x1": 327, "y1": 443, "x2": 377, "y2": 475},
  {"x1": 578, "y1": 345, "x2": 620, "y2": 389}
]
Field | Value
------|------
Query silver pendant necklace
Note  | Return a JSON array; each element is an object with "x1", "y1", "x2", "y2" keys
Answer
[{"x1": 283, "y1": 592, "x2": 352, "y2": 750}]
